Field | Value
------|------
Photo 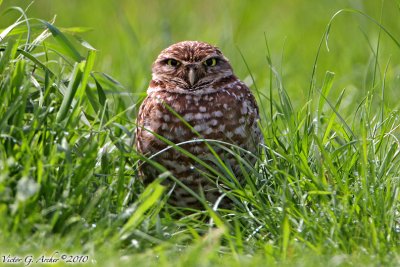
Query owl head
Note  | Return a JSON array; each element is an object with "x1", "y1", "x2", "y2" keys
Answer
[{"x1": 150, "y1": 41, "x2": 234, "y2": 94}]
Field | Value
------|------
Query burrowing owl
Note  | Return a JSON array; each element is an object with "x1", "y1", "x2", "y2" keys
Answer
[{"x1": 136, "y1": 41, "x2": 262, "y2": 209}]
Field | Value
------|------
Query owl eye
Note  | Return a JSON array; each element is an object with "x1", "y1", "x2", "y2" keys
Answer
[
  {"x1": 204, "y1": 58, "x2": 218, "y2": 67},
  {"x1": 166, "y1": 59, "x2": 180, "y2": 67}
]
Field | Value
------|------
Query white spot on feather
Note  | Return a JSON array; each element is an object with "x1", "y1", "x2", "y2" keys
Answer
[
  {"x1": 212, "y1": 111, "x2": 223, "y2": 117},
  {"x1": 194, "y1": 124, "x2": 208, "y2": 132},
  {"x1": 204, "y1": 127, "x2": 213, "y2": 135},
  {"x1": 163, "y1": 114, "x2": 171, "y2": 122},
  {"x1": 155, "y1": 109, "x2": 163, "y2": 118},
  {"x1": 209, "y1": 119, "x2": 218, "y2": 126},
  {"x1": 234, "y1": 125, "x2": 246, "y2": 137},
  {"x1": 241, "y1": 102, "x2": 248, "y2": 114},
  {"x1": 194, "y1": 113, "x2": 204, "y2": 120},
  {"x1": 161, "y1": 123, "x2": 169, "y2": 130},
  {"x1": 184, "y1": 113, "x2": 193, "y2": 121}
]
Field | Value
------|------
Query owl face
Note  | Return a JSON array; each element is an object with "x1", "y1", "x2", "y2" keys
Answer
[{"x1": 151, "y1": 41, "x2": 233, "y2": 93}]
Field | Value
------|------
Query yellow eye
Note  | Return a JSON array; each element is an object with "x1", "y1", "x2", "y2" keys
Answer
[
  {"x1": 166, "y1": 59, "x2": 180, "y2": 66},
  {"x1": 204, "y1": 58, "x2": 217, "y2": 67}
]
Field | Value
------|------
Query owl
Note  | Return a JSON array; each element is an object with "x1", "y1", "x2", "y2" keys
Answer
[{"x1": 135, "y1": 41, "x2": 262, "y2": 209}]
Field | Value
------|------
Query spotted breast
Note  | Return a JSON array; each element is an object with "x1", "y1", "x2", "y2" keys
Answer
[{"x1": 135, "y1": 41, "x2": 262, "y2": 209}]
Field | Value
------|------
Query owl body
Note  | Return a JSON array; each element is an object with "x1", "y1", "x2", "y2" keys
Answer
[{"x1": 136, "y1": 41, "x2": 262, "y2": 208}]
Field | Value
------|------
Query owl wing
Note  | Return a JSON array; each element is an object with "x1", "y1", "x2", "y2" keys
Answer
[{"x1": 233, "y1": 81, "x2": 263, "y2": 153}]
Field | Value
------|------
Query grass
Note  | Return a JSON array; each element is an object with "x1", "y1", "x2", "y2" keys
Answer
[{"x1": 1, "y1": 1, "x2": 400, "y2": 266}]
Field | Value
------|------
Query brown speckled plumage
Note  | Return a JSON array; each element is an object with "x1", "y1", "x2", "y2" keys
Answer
[{"x1": 135, "y1": 41, "x2": 262, "y2": 209}]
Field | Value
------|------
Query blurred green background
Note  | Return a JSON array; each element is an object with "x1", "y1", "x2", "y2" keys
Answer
[{"x1": 1, "y1": 0, "x2": 400, "y2": 108}]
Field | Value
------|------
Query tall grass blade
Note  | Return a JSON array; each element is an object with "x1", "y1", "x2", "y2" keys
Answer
[
  {"x1": 56, "y1": 62, "x2": 84, "y2": 122},
  {"x1": 317, "y1": 71, "x2": 335, "y2": 121},
  {"x1": 41, "y1": 20, "x2": 84, "y2": 62},
  {"x1": 119, "y1": 180, "x2": 165, "y2": 236},
  {"x1": 0, "y1": 39, "x2": 17, "y2": 73}
]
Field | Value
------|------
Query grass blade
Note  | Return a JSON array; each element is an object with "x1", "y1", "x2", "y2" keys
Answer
[
  {"x1": 40, "y1": 20, "x2": 84, "y2": 62},
  {"x1": 56, "y1": 61, "x2": 84, "y2": 122}
]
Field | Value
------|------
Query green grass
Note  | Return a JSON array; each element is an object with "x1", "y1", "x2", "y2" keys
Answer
[{"x1": 1, "y1": 1, "x2": 400, "y2": 266}]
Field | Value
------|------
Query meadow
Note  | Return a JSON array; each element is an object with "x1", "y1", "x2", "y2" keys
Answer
[{"x1": 0, "y1": 0, "x2": 400, "y2": 266}]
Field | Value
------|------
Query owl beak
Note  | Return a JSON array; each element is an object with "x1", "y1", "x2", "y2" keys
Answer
[{"x1": 188, "y1": 68, "x2": 196, "y2": 86}]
